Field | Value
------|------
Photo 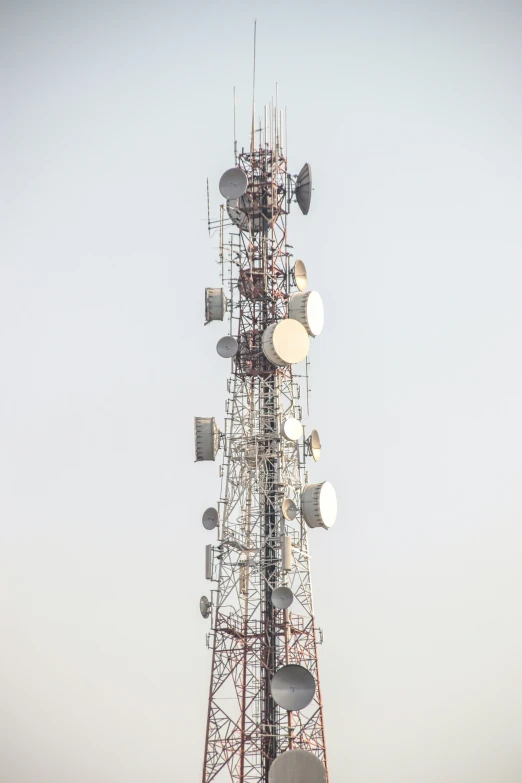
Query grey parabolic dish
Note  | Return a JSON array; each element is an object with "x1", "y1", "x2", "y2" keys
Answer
[
  {"x1": 295, "y1": 163, "x2": 312, "y2": 216},
  {"x1": 202, "y1": 507, "x2": 219, "y2": 530},
  {"x1": 216, "y1": 336, "x2": 238, "y2": 358},
  {"x1": 219, "y1": 167, "x2": 248, "y2": 200},
  {"x1": 271, "y1": 586, "x2": 294, "y2": 610},
  {"x1": 270, "y1": 664, "x2": 316, "y2": 711},
  {"x1": 199, "y1": 596, "x2": 211, "y2": 619},
  {"x1": 269, "y1": 749, "x2": 326, "y2": 783}
]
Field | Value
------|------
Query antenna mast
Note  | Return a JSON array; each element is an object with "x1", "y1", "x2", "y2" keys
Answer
[{"x1": 197, "y1": 49, "x2": 330, "y2": 783}]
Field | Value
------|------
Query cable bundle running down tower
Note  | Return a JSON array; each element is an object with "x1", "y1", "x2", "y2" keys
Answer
[{"x1": 196, "y1": 94, "x2": 337, "y2": 783}]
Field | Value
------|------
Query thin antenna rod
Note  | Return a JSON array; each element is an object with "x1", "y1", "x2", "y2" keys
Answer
[
  {"x1": 251, "y1": 20, "x2": 257, "y2": 152},
  {"x1": 206, "y1": 177, "x2": 210, "y2": 236},
  {"x1": 233, "y1": 86, "x2": 237, "y2": 163},
  {"x1": 285, "y1": 106, "x2": 288, "y2": 161},
  {"x1": 275, "y1": 83, "x2": 279, "y2": 154}
]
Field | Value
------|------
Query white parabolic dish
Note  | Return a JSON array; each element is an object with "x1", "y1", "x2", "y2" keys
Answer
[
  {"x1": 262, "y1": 320, "x2": 309, "y2": 367},
  {"x1": 310, "y1": 429, "x2": 321, "y2": 462},
  {"x1": 293, "y1": 259, "x2": 308, "y2": 292},
  {"x1": 271, "y1": 664, "x2": 316, "y2": 711},
  {"x1": 282, "y1": 417, "x2": 303, "y2": 442},
  {"x1": 302, "y1": 481, "x2": 337, "y2": 530},
  {"x1": 289, "y1": 291, "x2": 324, "y2": 337},
  {"x1": 269, "y1": 749, "x2": 326, "y2": 783},
  {"x1": 282, "y1": 497, "x2": 297, "y2": 521}
]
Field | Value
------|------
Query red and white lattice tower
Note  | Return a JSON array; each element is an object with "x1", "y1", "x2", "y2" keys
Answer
[{"x1": 195, "y1": 92, "x2": 337, "y2": 783}]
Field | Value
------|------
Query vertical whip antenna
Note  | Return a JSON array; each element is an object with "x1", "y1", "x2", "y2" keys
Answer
[
  {"x1": 285, "y1": 106, "x2": 288, "y2": 161},
  {"x1": 251, "y1": 20, "x2": 257, "y2": 153},
  {"x1": 275, "y1": 82, "x2": 279, "y2": 155},
  {"x1": 206, "y1": 177, "x2": 210, "y2": 236},
  {"x1": 233, "y1": 86, "x2": 237, "y2": 163}
]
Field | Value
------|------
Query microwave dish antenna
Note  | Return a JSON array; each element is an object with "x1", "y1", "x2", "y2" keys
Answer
[
  {"x1": 295, "y1": 163, "x2": 312, "y2": 215},
  {"x1": 288, "y1": 290, "x2": 324, "y2": 336},
  {"x1": 282, "y1": 497, "x2": 297, "y2": 521},
  {"x1": 199, "y1": 596, "x2": 211, "y2": 619},
  {"x1": 307, "y1": 429, "x2": 321, "y2": 462},
  {"x1": 282, "y1": 417, "x2": 303, "y2": 442},
  {"x1": 216, "y1": 336, "x2": 238, "y2": 358},
  {"x1": 202, "y1": 507, "x2": 219, "y2": 530},
  {"x1": 219, "y1": 167, "x2": 248, "y2": 199},
  {"x1": 194, "y1": 417, "x2": 220, "y2": 461},
  {"x1": 302, "y1": 481, "x2": 337, "y2": 529},
  {"x1": 227, "y1": 192, "x2": 254, "y2": 228},
  {"x1": 269, "y1": 749, "x2": 327, "y2": 783},
  {"x1": 293, "y1": 259, "x2": 308, "y2": 292},
  {"x1": 262, "y1": 320, "x2": 309, "y2": 366},
  {"x1": 271, "y1": 586, "x2": 294, "y2": 609},
  {"x1": 270, "y1": 664, "x2": 316, "y2": 711},
  {"x1": 204, "y1": 288, "x2": 226, "y2": 324}
]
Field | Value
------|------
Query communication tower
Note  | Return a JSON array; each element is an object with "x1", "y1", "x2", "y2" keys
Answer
[{"x1": 196, "y1": 83, "x2": 337, "y2": 783}]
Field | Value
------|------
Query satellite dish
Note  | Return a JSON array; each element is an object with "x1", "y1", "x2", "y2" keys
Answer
[
  {"x1": 262, "y1": 320, "x2": 310, "y2": 367},
  {"x1": 282, "y1": 417, "x2": 303, "y2": 442},
  {"x1": 310, "y1": 429, "x2": 321, "y2": 462},
  {"x1": 199, "y1": 596, "x2": 211, "y2": 619},
  {"x1": 269, "y1": 749, "x2": 327, "y2": 783},
  {"x1": 293, "y1": 259, "x2": 308, "y2": 292},
  {"x1": 219, "y1": 167, "x2": 248, "y2": 199},
  {"x1": 270, "y1": 664, "x2": 316, "y2": 711},
  {"x1": 288, "y1": 291, "x2": 324, "y2": 337},
  {"x1": 271, "y1": 586, "x2": 294, "y2": 609},
  {"x1": 194, "y1": 417, "x2": 220, "y2": 461},
  {"x1": 282, "y1": 498, "x2": 297, "y2": 521},
  {"x1": 216, "y1": 336, "x2": 238, "y2": 358},
  {"x1": 302, "y1": 482, "x2": 337, "y2": 530},
  {"x1": 202, "y1": 507, "x2": 219, "y2": 530},
  {"x1": 295, "y1": 163, "x2": 312, "y2": 216}
]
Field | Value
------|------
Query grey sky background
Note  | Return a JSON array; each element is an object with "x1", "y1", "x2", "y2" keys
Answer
[{"x1": 1, "y1": 2, "x2": 522, "y2": 781}]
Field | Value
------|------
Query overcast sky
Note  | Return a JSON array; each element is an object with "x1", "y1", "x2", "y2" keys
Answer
[{"x1": 1, "y1": 2, "x2": 522, "y2": 782}]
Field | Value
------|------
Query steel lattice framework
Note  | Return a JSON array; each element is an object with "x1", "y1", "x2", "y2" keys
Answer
[{"x1": 198, "y1": 106, "x2": 330, "y2": 783}]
